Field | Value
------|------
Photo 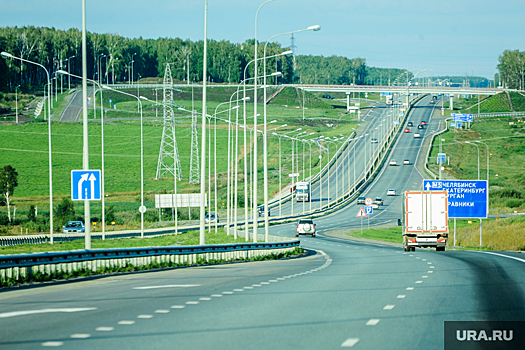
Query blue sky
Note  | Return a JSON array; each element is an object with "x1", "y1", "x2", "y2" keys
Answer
[{"x1": 1, "y1": 0, "x2": 524, "y2": 79}]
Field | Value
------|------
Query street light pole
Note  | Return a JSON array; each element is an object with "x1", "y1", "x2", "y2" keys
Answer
[
  {"x1": 1, "y1": 51, "x2": 53, "y2": 243},
  {"x1": 199, "y1": 0, "x2": 208, "y2": 245}
]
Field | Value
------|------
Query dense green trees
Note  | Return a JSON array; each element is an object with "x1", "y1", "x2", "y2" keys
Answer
[
  {"x1": 498, "y1": 50, "x2": 525, "y2": 90},
  {"x1": 0, "y1": 26, "x2": 409, "y2": 93}
]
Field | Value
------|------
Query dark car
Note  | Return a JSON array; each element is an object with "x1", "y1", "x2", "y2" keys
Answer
[
  {"x1": 322, "y1": 94, "x2": 334, "y2": 100},
  {"x1": 205, "y1": 212, "x2": 219, "y2": 223},
  {"x1": 258, "y1": 207, "x2": 270, "y2": 217},
  {"x1": 357, "y1": 197, "x2": 366, "y2": 205},
  {"x1": 417, "y1": 124, "x2": 424, "y2": 129},
  {"x1": 407, "y1": 121, "x2": 413, "y2": 126},
  {"x1": 374, "y1": 198, "x2": 384, "y2": 206}
]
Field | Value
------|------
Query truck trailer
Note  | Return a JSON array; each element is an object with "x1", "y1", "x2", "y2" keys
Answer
[
  {"x1": 295, "y1": 181, "x2": 311, "y2": 202},
  {"x1": 402, "y1": 190, "x2": 448, "y2": 251}
]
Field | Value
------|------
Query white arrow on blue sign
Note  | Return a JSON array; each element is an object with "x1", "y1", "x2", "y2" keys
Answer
[
  {"x1": 71, "y1": 170, "x2": 101, "y2": 201},
  {"x1": 365, "y1": 205, "x2": 373, "y2": 214}
]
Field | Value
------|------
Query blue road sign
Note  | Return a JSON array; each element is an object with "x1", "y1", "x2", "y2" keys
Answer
[
  {"x1": 456, "y1": 121, "x2": 462, "y2": 128},
  {"x1": 437, "y1": 153, "x2": 446, "y2": 163},
  {"x1": 452, "y1": 113, "x2": 473, "y2": 122},
  {"x1": 423, "y1": 180, "x2": 488, "y2": 218},
  {"x1": 365, "y1": 205, "x2": 373, "y2": 214},
  {"x1": 71, "y1": 170, "x2": 101, "y2": 201},
  {"x1": 450, "y1": 122, "x2": 456, "y2": 127}
]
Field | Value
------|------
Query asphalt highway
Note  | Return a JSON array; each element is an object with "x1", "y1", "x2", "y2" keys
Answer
[{"x1": 1, "y1": 96, "x2": 524, "y2": 349}]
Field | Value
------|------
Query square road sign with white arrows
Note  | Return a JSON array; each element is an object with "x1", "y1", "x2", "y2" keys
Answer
[{"x1": 71, "y1": 170, "x2": 101, "y2": 201}]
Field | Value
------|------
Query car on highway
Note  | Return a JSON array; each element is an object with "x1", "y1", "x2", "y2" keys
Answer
[
  {"x1": 430, "y1": 99, "x2": 435, "y2": 104},
  {"x1": 62, "y1": 221, "x2": 85, "y2": 234},
  {"x1": 296, "y1": 219, "x2": 316, "y2": 237},
  {"x1": 371, "y1": 138, "x2": 378, "y2": 143},
  {"x1": 357, "y1": 196, "x2": 366, "y2": 205},
  {"x1": 403, "y1": 159, "x2": 410, "y2": 165},
  {"x1": 322, "y1": 94, "x2": 334, "y2": 100},
  {"x1": 205, "y1": 212, "x2": 219, "y2": 223},
  {"x1": 374, "y1": 197, "x2": 384, "y2": 205},
  {"x1": 417, "y1": 124, "x2": 424, "y2": 129},
  {"x1": 407, "y1": 121, "x2": 413, "y2": 126},
  {"x1": 387, "y1": 189, "x2": 396, "y2": 196},
  {"x1": 404, "y1": 128, "x2": 410, "y2": 133},
  {"x1": 257, "y1": 206, "x2": 270, "y2": 217},
  {"x1": 414, "y1": 133, "x2": 421, "y2": 138},
  {"x1": 389, "y1": 159, "x2": 397, "y2": 166},
  {"x1": 421, "y1": 121, "x2": 427, "y2": 125}
]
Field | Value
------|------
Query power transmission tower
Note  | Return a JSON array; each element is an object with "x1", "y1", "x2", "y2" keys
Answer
[
  {"x1": 156, "y1": 64, "x2": 182, "y2": 180},
  {"x1": 189, "y1": 109, "x2": 200, "y2": 184}
]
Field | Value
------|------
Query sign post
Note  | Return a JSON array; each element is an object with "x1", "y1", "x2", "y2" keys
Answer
[
  {"x1": 365, "y1": 205, "x2": 373, "y2": 230},
  {"x1": 357, "y1": 207, "x2": 367, "y2": 234}
]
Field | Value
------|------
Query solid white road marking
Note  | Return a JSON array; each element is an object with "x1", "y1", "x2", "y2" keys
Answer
[
  {"x1": 96, "y1": 327, "x2": 114, "y2": 331},
  {"x1": 406, "y1": 287, "x2": 414, "y2": 290},
  {"x1": 42, "y1": 342, "x2": 64, "y2": 347},
  {"x1": 137, "y1": 315, "x2": 153, "y2": 319},
  {"x1": 155, "y1": 310, "x2": 170, "y2": 313},
  {"x1": 397, "y1": 295, "x2": 406, "y2": 298},
  {"x1": 133, "y1": 284, "x2": 200, "y2": 290},
  {"x1": 70, "y1": 334, "x2": 91, "y2": 339},
  {"x1": 171, "y1": 305, "x2": 185, "y2": 309},
  {"x1": 341, "y1": 338, "x2": 360, "y2": 347},
  {"x1": 366, "y1": 319, "x2": 380, "y2": 325},
  {"x1": 480, "y1": 251, "x2": 525, "y2": 263},
  {"x1": 118, "y1": 321, "x2": 135, "y2": 325},
  {"x1": 383, "y1": 305, "x2": 395, "y2": 310},
  {"x1": 0, "y1": 308, "x2": 97, "y2": 319}
]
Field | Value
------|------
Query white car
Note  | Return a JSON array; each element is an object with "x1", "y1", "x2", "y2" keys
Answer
[
  {"x1": 403, "y1": 159, "x2": 410, "y2": 165},
  {"x1": 205, "y1": 212, "x2": 219, "y2": 223},
  {"x1": 414, "y1": 133, "x2": 421, "y2": 138},
  {"x1": 387, "y1": 189, "x2": 396, "y2": 196},
  {"x1": 389, "y1": 159, "x2": 397, "y2": 166},
  {"x1": 296, "y1": 219, "x2": 316, "y2": 237},
  {"x1": 371, "y1": 138, "x2": 378, "y2": 143}
]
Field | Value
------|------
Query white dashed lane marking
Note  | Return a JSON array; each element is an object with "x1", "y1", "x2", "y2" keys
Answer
[
  {"x1": 133, "y1": 284, "x2": 200, "y2": 290},
  {"x1": 397, "y1": 295, "x2": 406, "y2": 299},
  {"x1": 186, "y1": 301, "x2": 199, "y2": 305},
  {"x1": 95, "y1": 327, "x2": 114, "y2": 331},
  {"x1": 171, "y1": 305, "x2": 185, "y2": 309},
  {"x1": 155, "y1": 310, "x2": 170, "y2": 313},
  {"x1": 341, "y1": 338, "x2": 360, "y2": 347},
  {"x1": 366, "y1": 319, "x2": 380, "y2": 325},
  {"x1": 407, "y1": 287, "x2": 414, "y2": 290},
  {"x1": 383, "y1": 305, "x2": 395, "y2": 310},
  {"x1": 199, "y1": 297, "x2": 212, "y2": 301},
  {"x1": 415, "y1": 281, "x2": 423, "y2": 284},
  {"x1": 70, "y1": 334, "x2": 90, "y2": 339},
  {"x1": 118, "y1": 321, "x2": 135, "y2": 325},
  {"x1": 137, "y1": 315, "x2": 153, "y2": 319},
  {"x1": 42, "y1": 342, "x2": 64, "y2": 347}
]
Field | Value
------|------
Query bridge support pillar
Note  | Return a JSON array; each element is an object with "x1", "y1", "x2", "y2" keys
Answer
[
  {"x1": 449, "y1": 95, "x2": 454, "y2": 110},
  {"x1": 346, "y1": 92, "x2": 350, "y2": 111}
]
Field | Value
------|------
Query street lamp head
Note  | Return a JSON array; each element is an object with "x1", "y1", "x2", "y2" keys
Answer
[
  {"x1": 56, "y1": 69, "x2": 68, "y2": 75},
  {"x1": 139, "y1": 96, "x2": 148, "y2": 101},
  {"x1": 232, "y1": 105, "x2": 240, "y2": 110},
  {"x1": 307, "y1": 25, "x2": 321, "y2": 31},
  {"x1": 281, "y1": 50, "x2": 293, "y2": 56},
  {"x1": 269, "y1": 120, "x2": 277, "y2": 124},
  {"x1": 281, "y1": 124, "x2": 288, "y2": 127},
  {"x1": 1, "y1": 51, "x2": 13, "y2": 59},
  {"x1": 270, "y1": 71, "x2": 282, "y2": 77}
]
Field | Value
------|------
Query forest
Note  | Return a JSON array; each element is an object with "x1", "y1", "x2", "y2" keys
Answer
[{"x1": 0, "y1": 26, "x2": 408, "y2": 92}]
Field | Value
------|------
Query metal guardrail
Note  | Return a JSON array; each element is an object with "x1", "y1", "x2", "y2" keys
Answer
[
  {"x1": 473, "y1": 112, "x2": 525, "y2": 118},
  {"x1": 0, "y1": 240, "x2": 300, "y2": 270}
]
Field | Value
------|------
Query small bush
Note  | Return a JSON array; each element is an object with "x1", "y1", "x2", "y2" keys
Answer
[{"x1": 504, "y1": 199, "x2": 523, "y2": 208}]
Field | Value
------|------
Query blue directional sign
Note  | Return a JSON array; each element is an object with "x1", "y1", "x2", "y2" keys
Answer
[
  {"x1": 365, "y1": 205, "x2": 373, "y2": 214},
  {"x1": 423, "y1": 180, "x2": 488, "y2": 218},
  {"x1": 452, "y1": 113, "x2": 473, "y2": 122},
  {"x1": 71, "y1": 170, "x2": 101, "y2": 201},
  {"x1": 456, "y1": 121, "x2": 462, "y2": 128},
  {"x1": 437, "y1": 153, "x2": 446, "y2": 163}
]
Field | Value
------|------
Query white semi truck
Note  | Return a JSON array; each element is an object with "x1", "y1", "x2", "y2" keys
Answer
[
  {"x1": 402, "y1": 190, "x2": 449, "y2": 251},
  {"x1": 295, "y1": 181, "x2": 311, "y2": 202}
]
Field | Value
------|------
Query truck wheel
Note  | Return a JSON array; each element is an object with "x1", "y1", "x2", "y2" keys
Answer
[
  {"x1": 403, "y1": 245, "x2": 409, "y2": 252},
  {"x1": 411, "y1": 247, "x2": 416, "y2": 252},
  {"x1": 295, "y1": 234, "x2": 299, "y2": 237},
  {"x1": 436, "y1": 247, "x2": 445, "y2": 252}
]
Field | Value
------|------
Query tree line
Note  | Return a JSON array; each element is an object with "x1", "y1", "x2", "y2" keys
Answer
[
  {"x1": 498, "y1": 49, "x2": 525, "y2": 90},
  {"x1": 0, "y1": 26, "x2": 408, "y2": 93}
]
